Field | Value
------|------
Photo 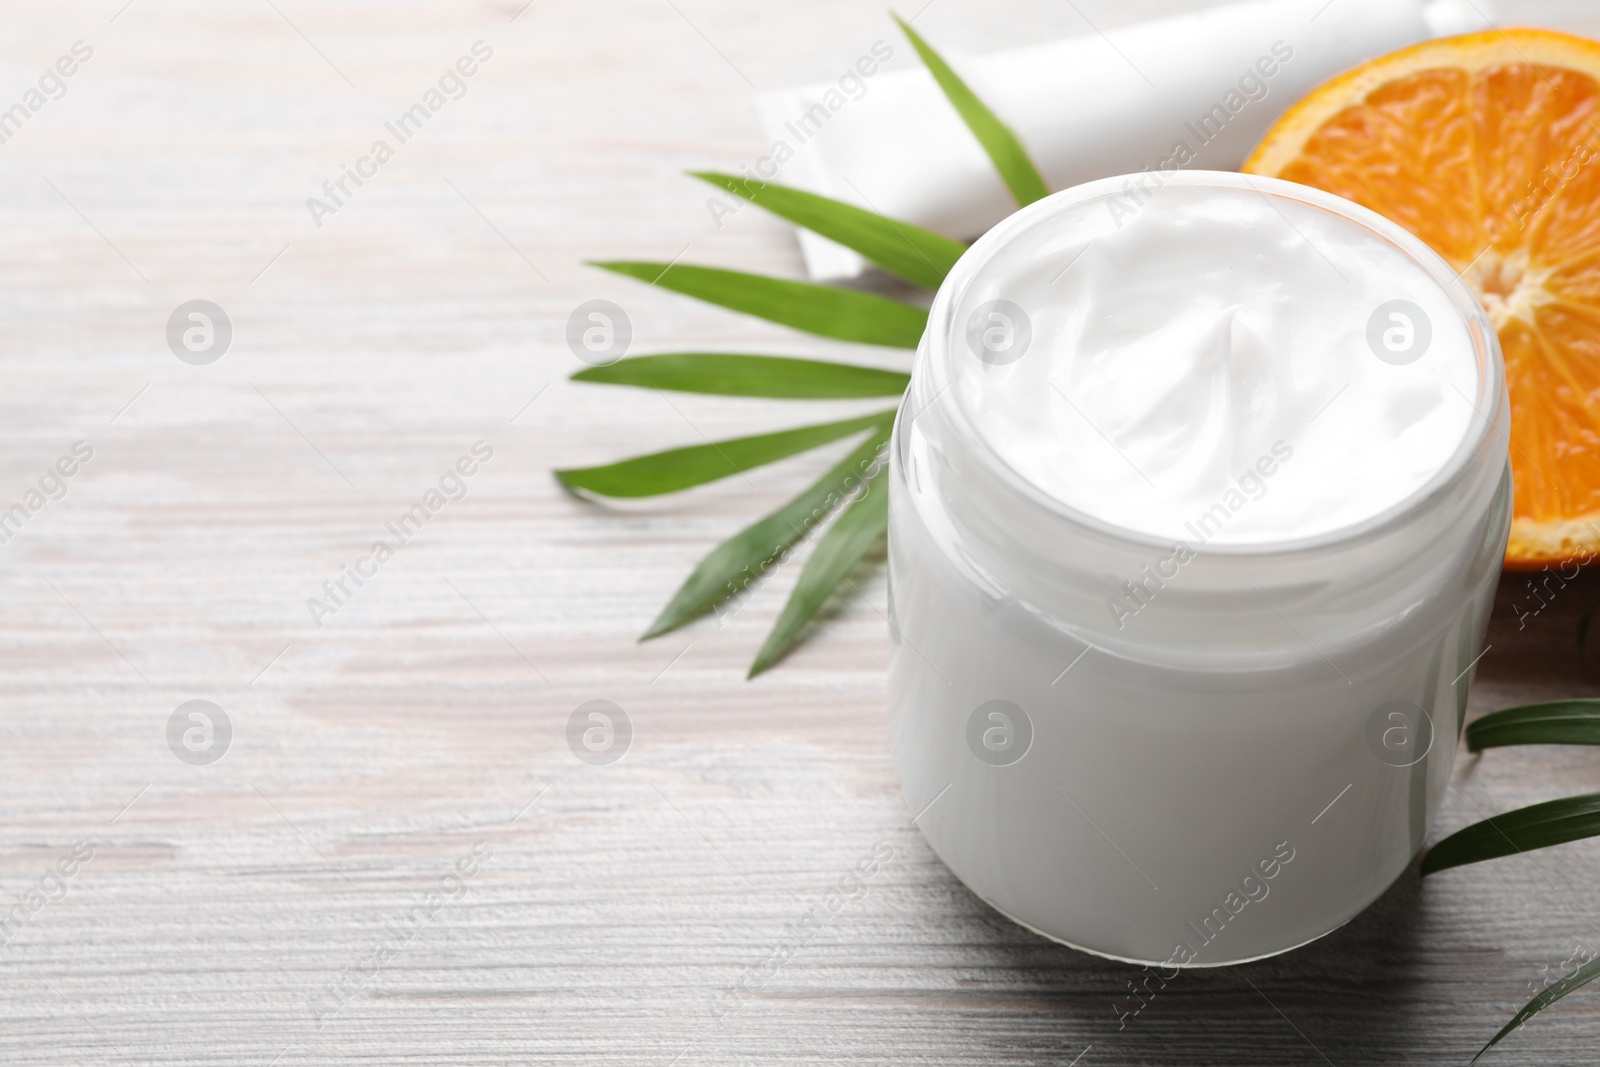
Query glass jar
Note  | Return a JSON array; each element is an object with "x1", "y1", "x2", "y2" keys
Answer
[{"x1": 887, "y1": 171, "x2": 1510, "y2": 966}]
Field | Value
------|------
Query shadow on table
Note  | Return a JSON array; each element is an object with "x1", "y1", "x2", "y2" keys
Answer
[
  {"x1": 934, "y1": 858, "x2": 1450, "y2": 1066},
  {"x1": 1477, "y1": 565, "x2": 1600, "y2": 697},
  {"x1": 923, "y1": 567, "x2": 1600, "y2": 1065}
]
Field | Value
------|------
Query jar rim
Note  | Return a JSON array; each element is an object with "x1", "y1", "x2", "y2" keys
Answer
[{"x1": 915, "y1": 169, "x2": 1507, "y2": 559}]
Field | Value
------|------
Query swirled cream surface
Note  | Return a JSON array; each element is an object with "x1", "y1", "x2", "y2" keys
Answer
[{"x1": 950, "y1": 180, "x2": 1480, "y2": 545}]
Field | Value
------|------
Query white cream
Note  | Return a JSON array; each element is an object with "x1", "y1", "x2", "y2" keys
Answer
[
  {"x1": 952, "y1": 181, "x2": 1479, "y2": 544},
  {"x1": 888, "y1": 173, "x2": 1511, "y2": 966}
]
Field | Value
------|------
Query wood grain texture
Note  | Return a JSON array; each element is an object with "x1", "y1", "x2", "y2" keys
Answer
[{"x1": 3, "y1": 0, "x2": 1600, "y2": 1063}]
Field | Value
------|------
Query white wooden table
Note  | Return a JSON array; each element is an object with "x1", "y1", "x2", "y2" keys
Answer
[{"x1": 4, "y1": 1, "x2": 1600, "y2": 1063}]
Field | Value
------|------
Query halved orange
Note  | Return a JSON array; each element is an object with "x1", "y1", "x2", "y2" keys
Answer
[{"x1": 1245, "y1": 28, "x2": 1600, "y2": 570}]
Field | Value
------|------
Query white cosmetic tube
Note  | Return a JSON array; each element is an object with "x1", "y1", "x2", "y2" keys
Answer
[{"x1": 753, "y1": 0, "x2": 1495, "y2": 281}]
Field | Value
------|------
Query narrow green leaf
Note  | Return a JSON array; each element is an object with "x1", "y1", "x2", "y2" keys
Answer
[
  {"x1": 892, "y1": 13, "x2": 1050, "y2": 207},
  {"x1": 643, "y1": 425, "x2": 892, "y2": 639},
  {"x1": 591, "y1": 261, "x2": 927, "y2": 349},
  {"x1": 1472, "y1": 953, "x2": 1600, "y2": 1063},
  {"x1": 1468, "y1": 700, "x2": 1600, "y2": 751},
  {"x1": 1420, "y1": 792, "x2": 1600, "y2": 876},
  {"x1": 572, "y1": 353, "x2": 910, "y2": 398},
  {"x1": 749, "y1": 463, "x2": 888, "y2": 677},
  {"x1": 691, "y1": 172, "x2": 965, "y2": 290},
  {"x1": 556, "y1": 410, "x2": 893, "y2": 498}
]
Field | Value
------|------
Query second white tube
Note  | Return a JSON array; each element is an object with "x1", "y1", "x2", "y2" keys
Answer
[{"x1": 754, "y1": 0, "x2": 1495, "y2": 280}]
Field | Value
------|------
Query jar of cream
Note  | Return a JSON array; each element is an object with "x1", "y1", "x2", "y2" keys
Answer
[{"x1": 888, "y1": 170, "x2": 1510, "y2": 966}]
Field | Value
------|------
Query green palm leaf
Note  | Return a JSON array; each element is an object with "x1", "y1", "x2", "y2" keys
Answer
[
  {"x1": 643, "y1": 424, "x2": 891, "y2": 639},
  {"x1": 692, "y1": 172, "x2": 965, "y2": 290},
  {"x1": 591, "y1": 261, "x2": 927, "y2": 348},
  {"x1": 748, "y1": 461, "x2": 888, "y2": 676},
  {"x1": 1468, "y1": 700, "x2": 1600, "y2": 751},
  {"x1": 556, "y1": 410, "x2": 894, "y2": 498},
  {"x1": 1472, "y1": 954, "x2": 1600, "y2": 1063},
  {"x1": 572, "y1": 9, "x2": 1058, "y2": 673},
  {"x1": 1421, "y1": 792, "x2": 1600, "y2": 876},
  {"x1": 892, "y1": 14, "x2": 1050, "y2": 207},
  {"x1": 572, "y1": 353, "x2": 910, "y2": 398}
]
